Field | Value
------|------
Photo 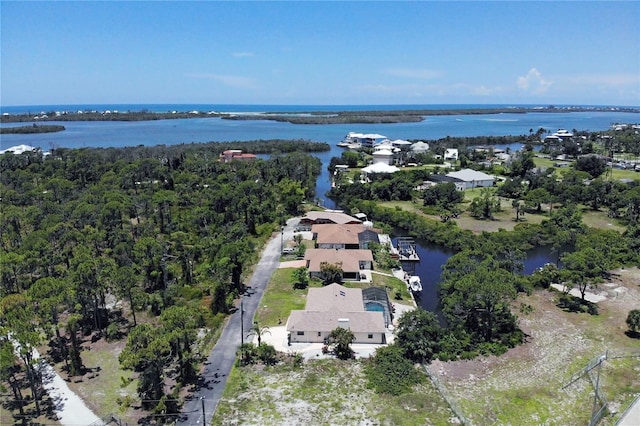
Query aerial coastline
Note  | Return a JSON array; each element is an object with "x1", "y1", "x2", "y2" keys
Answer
[{"x1": 2, "y1": 104, "x2": 638, "y2": 125}]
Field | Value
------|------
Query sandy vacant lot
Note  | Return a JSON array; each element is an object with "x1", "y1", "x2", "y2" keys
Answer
[{"x1": 430, "y1": 267, "x2": 640, "y2": 425}]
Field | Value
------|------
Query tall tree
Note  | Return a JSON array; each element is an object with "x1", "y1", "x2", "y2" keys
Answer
[
  {"x1": 395, "y1": 308, "x2": 443, "y2": 363},
  {"x1": 119, "y1": 323, "x2": 171, "y2": 409},
  {"x1": 0, "y1": 294, "x2": 42, "y2": 415}
]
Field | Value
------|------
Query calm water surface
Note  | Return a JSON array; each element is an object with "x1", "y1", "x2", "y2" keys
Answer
[{"x1": 393, "y1": 238, "x2": 561, "y2": 316}]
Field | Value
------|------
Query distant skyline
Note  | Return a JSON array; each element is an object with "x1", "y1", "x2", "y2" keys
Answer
[{"x1": 1, "y1": 1, "x2": 639, "y2": 107}]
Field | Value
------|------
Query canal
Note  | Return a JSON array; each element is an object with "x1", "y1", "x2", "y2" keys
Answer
[{"x1": 392, "y1": 237, "x2": 561, "y2": 318}]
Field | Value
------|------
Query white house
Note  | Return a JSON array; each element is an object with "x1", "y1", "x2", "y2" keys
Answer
[
  {"x1": 372, "y1": 148, "x2": 394, "y2": 165},
  {"x1": 445, "y1": 169, "x2": 495, "y2": 189},
  {"x1": 411, "y1": 141, "x2": 430, "y2": 154},
  {"x1": 444, "y1": 148, "x2": 459, "y2": 160}
]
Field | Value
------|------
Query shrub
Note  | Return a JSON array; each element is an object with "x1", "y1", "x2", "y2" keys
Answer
[
  {"x1": 256, "y1": 343, "x2": 278, "y2": 365},
  {"x1": 557, "y1": 294, "x2": 598, "y2": 315},
  {"x1": 625, "y1": 309, "x2": 640, "y2": 333},
  {"x1": 106, "y1": 323, "x2": 121, "y2": 341},
  {"x1": 364, "y1": 345, "x2": 425, "y2": 395}
]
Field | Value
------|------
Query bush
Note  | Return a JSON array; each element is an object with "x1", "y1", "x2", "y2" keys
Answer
[
  {"x1": 627, "y1": 309, "x2": 640, "y2": 333},
  {"x1": 256, "y1": 343, "x2": 278, "y2": 365},
  {"x1": 364, "y1": 345, "x2": 425, "y2": 396},
  {"x1": 106, "y1": 323, "x2": 121, "y2": 341},
  {"x1": 557, "y1": 293, "x2": 598, "y2": 315}
]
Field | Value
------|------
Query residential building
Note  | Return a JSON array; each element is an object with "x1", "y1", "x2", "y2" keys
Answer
[
  {"x1": 444, "y1": 168, "x2": 495, "y2": 189},
  {"x1": 304, "y1": 248, "x2": 373, "y2": 281},
  {"x1": 219, "y1": 149, "x2": 257, "y2": 163},
  {"x1": 312, "y1": 224, "x2": 380, "y2": 249},
  {"x1": 286, "y1": 284, "x2": 387, "y2": 344},
  {"x1": 299, "y1": 211, "x2": 362, "y2": 227}
]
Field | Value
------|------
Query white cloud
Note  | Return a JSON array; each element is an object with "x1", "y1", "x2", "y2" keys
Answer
[
  {"x1": 185, "y1": 73, "x2": 257, "y2": 89},
  {"x1": 516, "y1": 68, "x2": 552, "y2": 94},
  {"x1": 233, "y1": 52, "x2": 254, "y2": 58},
  {"x1": 385, "y1": 68, "x2": 441, "y2": 79}
]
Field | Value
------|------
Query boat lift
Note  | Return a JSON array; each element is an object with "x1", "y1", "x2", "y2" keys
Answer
[{"x1": 396, "y1": 237, "x2": 419, "y2": 261}]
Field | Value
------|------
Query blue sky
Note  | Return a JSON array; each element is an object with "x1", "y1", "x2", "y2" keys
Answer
[{"x1": 1, "y1": 1, "x2": 638, "y2": 106}]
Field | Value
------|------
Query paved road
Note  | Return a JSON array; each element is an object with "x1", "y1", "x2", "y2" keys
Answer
[
  {"x1": 177, "y1": 219, "x2": 295, "y2": 425},
  {"x1": 617, "y1": 394, "x2": 640, "y2": 426}
]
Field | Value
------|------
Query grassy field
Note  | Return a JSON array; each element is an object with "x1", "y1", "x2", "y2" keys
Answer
[
  {"x1": 380, "y1": 197, "x2": 548, "y2": 234},
  {"x1": 533, "y1": 155, "x2": 640, "y2": 181},
  {"x1": 64, "y1": 340, "x2": 139, "y2": 421},
  {"x1": 434, "y1": 267, "x2": 640, "y2": 425}
]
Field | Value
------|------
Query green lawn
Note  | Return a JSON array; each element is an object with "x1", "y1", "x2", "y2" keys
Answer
[
  {"x1": 533, "y1": 155, "x2": 640, "y2": 181},
  {"x1": 254, "y1": 268, "x2": 321, "y2": 326}
]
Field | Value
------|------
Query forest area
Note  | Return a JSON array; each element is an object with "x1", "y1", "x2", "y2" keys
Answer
[{"x1": 0, "y1": 141, "x2": 323, "y2": 422}]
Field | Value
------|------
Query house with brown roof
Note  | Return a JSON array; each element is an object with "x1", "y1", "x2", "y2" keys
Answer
[
  {"x1": 305, "y1": 248, "x2": 373, "y2": 281},
  {"x1": 312, "y1": 224, "x2": 381, "y2": 250},
  {"x1": 219, "y1": 149, "x2": 257, "y2": 163},
  {"x1": 286, "y1": 284, "x2": 387, "y2": 344},
  {"x1": 299, "y1": 211, "x2": 362, "y2": 227}
]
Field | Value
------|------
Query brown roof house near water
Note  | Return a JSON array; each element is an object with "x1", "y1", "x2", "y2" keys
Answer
[
  {"x1": 312, "y1": 223, "x2": 381, "y2": 250},
  {"x1": 219, "y1": 149, "x2": 257, "y2": 163},
  {"x1": 286, "y1": 284, "x2": 387, "y2": 344},
  {"x1": 304, "y1": 248, "x2": 373, "y2": 281},
  {"x1": 299, "y1": 210, "x2": 362, "y2": 226}
]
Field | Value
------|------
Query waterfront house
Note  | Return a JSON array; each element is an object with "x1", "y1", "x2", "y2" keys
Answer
[
  {"x1": 220, "y1": 149, "x2": 257, "y2": 163},
  {"x1": 286, "y1": 283, "x2": 387, "y2": 344},
  {"x1": 305, "y1": 248, "x2": 374, "y2": 281},
  {"x1": 312, "y1": 224, "x2": 380, "y2": 250},
  {"x1": 299, "y1": 211, "x2": 362, "y2": 227},
  {"x1": 372, "y1": 148, "x2": 394, "y2": 165}
]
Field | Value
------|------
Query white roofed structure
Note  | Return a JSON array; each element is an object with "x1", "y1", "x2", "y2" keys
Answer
[
  {"x1": 361, "y1": 163, "x2": 399, "y2": 174},
  {"x1": 411, "y1": 141, "x2": 430, "y2": 153},
  {"x1": 445, "y1": 168, "x2": 495, "y2": 189},
  {"x1": 0, "y1": 144, "x2": 38, "y2": 155}
]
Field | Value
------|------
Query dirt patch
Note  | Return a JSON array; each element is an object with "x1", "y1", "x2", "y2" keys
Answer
[{"x1": 430, "y1": 267, "x2": 640, "y2": 425}]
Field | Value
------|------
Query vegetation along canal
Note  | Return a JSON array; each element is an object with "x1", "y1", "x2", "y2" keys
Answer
[{"x1": 391, "y1": 236, "x2": 562, "y2": 318}]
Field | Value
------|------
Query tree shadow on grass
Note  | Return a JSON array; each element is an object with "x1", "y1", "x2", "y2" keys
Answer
[{"x1": 624, "y1": 330, "x2": 640, "y2": 339}]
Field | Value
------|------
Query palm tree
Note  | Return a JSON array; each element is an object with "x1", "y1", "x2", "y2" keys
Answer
[{"x1": 248, "y1": 321, "x2": 271, "y2": 346}]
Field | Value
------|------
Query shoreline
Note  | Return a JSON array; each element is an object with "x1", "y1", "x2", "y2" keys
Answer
[{"x1": 2, "y1": 105, "x2": 638, "y2": 125}]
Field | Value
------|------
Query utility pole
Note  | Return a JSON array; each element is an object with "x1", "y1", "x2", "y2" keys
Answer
[
  {"x1": 201, "y1": 397, "x2": 206, "y2": 425},
  {"x1": 281, "y1": 226, "x2": 284, "y2": 253},
  {"x1": 240, "y1": 297, "x2": 244, "y2": 363}
]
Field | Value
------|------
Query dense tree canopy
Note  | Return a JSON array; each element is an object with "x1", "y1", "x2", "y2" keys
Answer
[{"x1": 0, "y1": 141, "x2": 323, "y2": 415}]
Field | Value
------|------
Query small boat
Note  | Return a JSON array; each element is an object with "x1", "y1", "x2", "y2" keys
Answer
[{"x1": 408, "y1": 276, "x2": 422, "y2": 292}]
